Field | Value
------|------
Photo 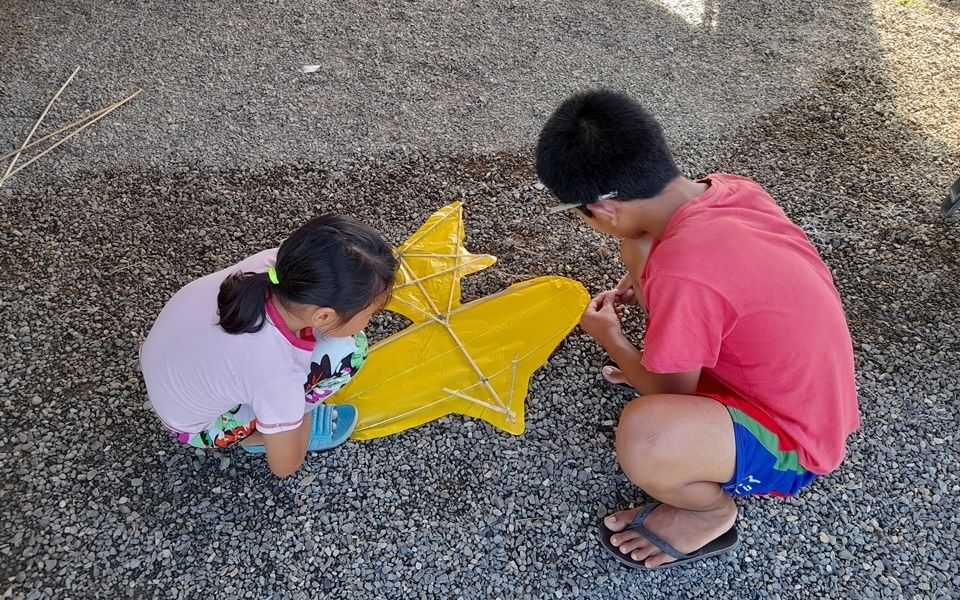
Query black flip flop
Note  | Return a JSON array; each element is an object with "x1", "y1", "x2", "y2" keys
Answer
[
  {"x1": 598, "y1": 502, "x2": 740, "y2": 570},
  {"x1": 601, "y1": 356, "x2": 641, "y2": 395},
  {"x1": 943, "y1": 175, "x2": 960, "y2": 218}
]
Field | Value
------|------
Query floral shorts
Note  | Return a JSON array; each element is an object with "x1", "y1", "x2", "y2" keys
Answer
[{"x1": 170, "y1": 332, "x2": 367, "y2": 449}]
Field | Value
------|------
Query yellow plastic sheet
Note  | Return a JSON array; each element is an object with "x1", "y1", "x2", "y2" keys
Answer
[{"x1": 333, "y1": 202, "x2": 589, "y2": 439}]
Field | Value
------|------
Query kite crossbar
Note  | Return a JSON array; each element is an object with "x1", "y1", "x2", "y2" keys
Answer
[
  {"x1": 387, "y1": 296, "x2": 447, "y2": 327},
  {"x1": 395, "y1": 253, "x2": 474, "y2": 259},
  {"x1": 394, "y1": 255, "x2": 487, "y2": 290},
  {"x1": 443, "y1": 324, "x2": 507, "y2": 410},
  {"x1": 506, "y1": 354, "x2": 519, "y2": 423},
  {"x1": 397, "y1": 258, "x2": 443, "y2": 317},
  {"x1": 443, "y1": 213, "x2": 463, "y2": 316},
  {"x1": 442, "y1": 387, "x2": 515, "y2": 419}
]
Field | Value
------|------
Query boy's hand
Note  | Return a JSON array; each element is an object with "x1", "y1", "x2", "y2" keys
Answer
[
  {"x1": 580, "y1": 292, "x2": 625, "y2": 348},
  {"x1": 613, "y1": 272, "x2": 646, "y2": 310}
]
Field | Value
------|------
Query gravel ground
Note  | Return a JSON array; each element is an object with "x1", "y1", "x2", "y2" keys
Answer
[{"x1": 1, "y1": 1, "x2": 959, "y2": 599}]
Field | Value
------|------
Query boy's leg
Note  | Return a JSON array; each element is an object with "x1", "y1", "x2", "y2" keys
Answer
[{"x1": 604, "y1": 393, "x2": 737, "y2": 568}]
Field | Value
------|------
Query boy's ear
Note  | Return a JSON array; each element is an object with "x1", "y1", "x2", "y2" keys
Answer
[{"x1": 587, "y1": 198, "x2": 620, "y2": 226}]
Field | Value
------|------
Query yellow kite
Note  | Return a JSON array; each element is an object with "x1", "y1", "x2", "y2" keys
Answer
[{"x1": 334, "y1": 202, "x2": 589, "y2": 439}]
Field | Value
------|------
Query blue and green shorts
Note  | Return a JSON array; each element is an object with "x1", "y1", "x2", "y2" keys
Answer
[{"x1": 697, "y1": 374, "x2": 817, "y2": 497}]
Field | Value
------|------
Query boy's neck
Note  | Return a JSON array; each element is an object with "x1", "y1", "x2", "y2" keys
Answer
[{"x1": 633, "y1": 176, "x2": 708, "y2": 239}]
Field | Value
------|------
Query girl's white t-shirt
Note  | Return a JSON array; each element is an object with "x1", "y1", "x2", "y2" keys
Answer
[{"x1": 141, "y1": 249, "x2": 315, "y2": 434}]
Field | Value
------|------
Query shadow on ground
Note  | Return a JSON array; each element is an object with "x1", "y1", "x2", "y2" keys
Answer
[{"x1": 1, "y1": 1, "x2": 958, "y2": 599}]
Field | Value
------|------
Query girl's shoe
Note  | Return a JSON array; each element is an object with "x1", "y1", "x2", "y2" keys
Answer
[
  {"x1": 308, "y1": 404, "x2": 357, "y2": 451},
  {"x1": 242, "y1": 404, "x2": 358, "y2": 454}
]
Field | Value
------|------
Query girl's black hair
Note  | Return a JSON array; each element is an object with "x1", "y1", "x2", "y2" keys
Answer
[
  {"x1": 535, "y1": 89, "x2": 680, "y2": 214},
  {"x1": 217, "y1": 214, "x2": 398, "y2": 334}
]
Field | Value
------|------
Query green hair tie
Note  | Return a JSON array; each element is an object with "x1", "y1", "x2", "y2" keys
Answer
[{"x1": 267, "y1": 266, "x2": 280, "y2": 285}]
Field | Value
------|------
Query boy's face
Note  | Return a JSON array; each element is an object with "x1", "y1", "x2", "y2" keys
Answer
[
  {"x1": 574, "y1": 211, "x2": 617, "y2": 236},
  {"x1": 574, "y1": 199, "x2": 648, "y2": 239}
]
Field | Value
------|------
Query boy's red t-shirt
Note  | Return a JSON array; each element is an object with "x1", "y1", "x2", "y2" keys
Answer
[{"x1": 639, "y1": 173, "x2": 859, "y2": 474}]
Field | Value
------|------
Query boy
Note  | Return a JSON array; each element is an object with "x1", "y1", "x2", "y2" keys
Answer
[{"x1": 536, "y1": 90, "x2": 858, "y2": 569}]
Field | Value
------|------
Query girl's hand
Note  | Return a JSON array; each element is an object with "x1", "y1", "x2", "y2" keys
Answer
[{"x1": 263, "y1": 413, "x2": 312, "y2": 477}]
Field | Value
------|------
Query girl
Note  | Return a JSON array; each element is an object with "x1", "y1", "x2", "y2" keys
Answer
[{"x1": 140, "y1": 214, "x2": 397, "y2": 478}]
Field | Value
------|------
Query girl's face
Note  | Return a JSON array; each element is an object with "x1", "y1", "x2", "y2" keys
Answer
[{"x1": 318, "y1": 290, "x2": 391, "y2": 338}]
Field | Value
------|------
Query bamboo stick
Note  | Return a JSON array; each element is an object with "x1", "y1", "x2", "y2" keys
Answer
[
  {"x1": 353, "y1": 397, "x2": 451, "y2": 431},
  {"x1": 0, "y1": 102, "x2": 116, "y2": 162},
  {"x1": 397, "y1": 257, "x2": 442, "y2": 317},
  {"x1": 506, "y1": 354, "x2": 519, "y2": 422},
  {"x1": 393, "y1": 256, "x2": 486, "y2": 289},
  {"x1": 3, "y1": 67, "x2": 79, "y2": 181},
  {"x1": 443, "y1": 212, "x2": 463, "y2": 316},
  {"x1": 443, "y1": 323, "x2": 506, "y2": 409},
  {"x1": 442, "y1": 388, "x2": 512, "y2": 415},
  {"x1": 397, "y1": 253, "x2": 476, "y2": 259},
  {"x1": 0, "y1": 89, "x2": 142, "y2": 185}
]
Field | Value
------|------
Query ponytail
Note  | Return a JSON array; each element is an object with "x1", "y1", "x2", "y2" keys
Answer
[
  {"x1": 217, "y1": 271, "x2": 273, "y2": 334},
  {"x1": 217, "y1": 214, "x2": 397, "y2": 335}
]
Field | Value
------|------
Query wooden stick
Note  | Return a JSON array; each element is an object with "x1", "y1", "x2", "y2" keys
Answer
[
  {"x1": 443, "y1": 323, "x2": 506, "y2": 409},
  {"x1": 3, "y1": 67, "x2": 79, "y2": 181},
  {"x1": 444, "y1": 212, "x2": 463, "y2": 316},
  {"x1": 393, "y1": 256, "x2": 486, "y2": 289},
  {"x1": 0, "y1": 89, "x2": 142, "y2": 185},
  {"x1": 396, "y1": 253, "x2": 475, "y2": 259},
  {"x1": 354, "y1": 397, "x2": 451, "y2": 430},
  {"x1": 506, "y1": 354, "x2": 519, "y2": 422},
  {"x1": 397, "y1": 257, "x2": 442, "y2": 317},
  {"x1": 388, "y1": 290, "x2": 446, "y2": 327},
  {"x1": 442, "y1": 387, "x2": 512, "y2": 415},
  {"x1": 0, "y1": 103, "x2": 116, "y2": 162}
]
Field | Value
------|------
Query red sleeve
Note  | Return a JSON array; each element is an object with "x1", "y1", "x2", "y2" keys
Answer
[{"x1": 640, "y1": 272, "x2": 739, "y2": 374}]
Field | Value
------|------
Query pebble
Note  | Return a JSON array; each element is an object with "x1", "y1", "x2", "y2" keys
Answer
[{"x1": 1, "y1": 1, "x2": 958, "y2": 599}]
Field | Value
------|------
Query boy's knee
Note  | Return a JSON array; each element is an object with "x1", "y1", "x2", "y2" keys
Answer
[{"x1": 615, "y1": 396, "x2": 685, "y2": 486}]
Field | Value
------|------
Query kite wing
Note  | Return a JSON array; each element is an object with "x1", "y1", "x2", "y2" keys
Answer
[{"x1": 332, "y1": 202, "x2": 589, "y2": 439}]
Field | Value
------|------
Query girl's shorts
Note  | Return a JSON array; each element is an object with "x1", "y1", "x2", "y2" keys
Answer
[
  {"x1": 172, "y1": 404, "x2": 258, "y2": 449},
  {"x1": 696, "y1": 373, "x2": 818, "y2": 497},
  {"x1": 169, "y1": 332, "x2": 366, "y2": 449}
]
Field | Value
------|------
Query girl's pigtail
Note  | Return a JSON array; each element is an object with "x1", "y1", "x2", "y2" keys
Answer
[{"x1": 217, "y1": 271, "x2": 273, "y2": 334}]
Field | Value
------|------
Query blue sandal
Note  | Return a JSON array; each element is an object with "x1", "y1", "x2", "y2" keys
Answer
[
  {"x1": 598, "y1": 502, "x2": 740, "y2": 570},
  {"x1": 242, "y1": 404, "x2": 358, "y2": 454}
]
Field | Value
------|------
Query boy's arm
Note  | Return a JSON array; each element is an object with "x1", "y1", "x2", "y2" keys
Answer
[
  {"x1": 602, "y1": 333, "x2": 700, "y2": 395},
  {"x1": 581, "y1": 293, "x2": 699, "y2": 396}
]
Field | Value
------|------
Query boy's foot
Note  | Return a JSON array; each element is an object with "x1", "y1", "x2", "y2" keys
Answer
[
  {"x1": 601, "y1": 498, "x2": 738, "y2": 568},
  {"x1": 601, "y1": 357, "x2": 640, "y2": 394}
]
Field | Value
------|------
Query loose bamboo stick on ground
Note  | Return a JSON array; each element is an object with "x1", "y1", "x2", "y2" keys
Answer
[
  {"x1": 0, "y1": 89, "x2": 142, "y2": 185},
  {"x1": 0, "y1": 103, "x2": 116, "y2": 163},
  {"x1": 2, "y1": 67, "x2": 79, "y2": 181}
]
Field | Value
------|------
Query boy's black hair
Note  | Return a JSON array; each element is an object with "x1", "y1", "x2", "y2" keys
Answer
[
  {"x1": 535, "y1": 89, "x2": 680, "y2": 213},
  {"x1": 217, "y1": 214, "x2": 398, "y2": 334}
]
